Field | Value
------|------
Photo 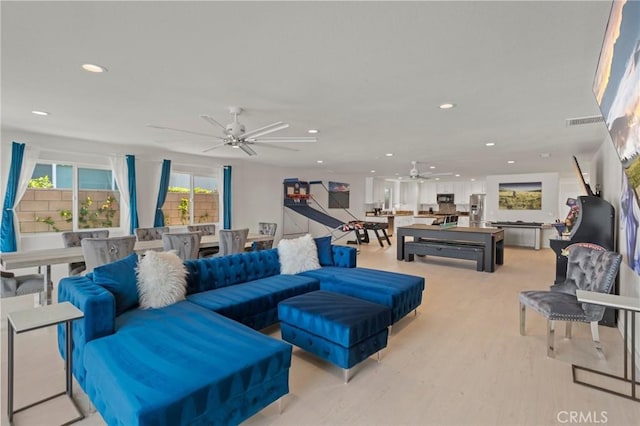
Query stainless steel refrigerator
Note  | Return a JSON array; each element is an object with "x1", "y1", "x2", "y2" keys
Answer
[{"x1": 469, "y1": 193, "x2": 486, "y2": 227}]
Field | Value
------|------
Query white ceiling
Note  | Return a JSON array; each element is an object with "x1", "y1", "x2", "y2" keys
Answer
[{"x1": 1, "y1": 1, "x2": 613, "y2": 180}]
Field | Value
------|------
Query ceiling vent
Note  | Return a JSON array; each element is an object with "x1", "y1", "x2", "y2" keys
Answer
[{"x1": 565, "y1": 115, "x2": 605, "y2": 127}]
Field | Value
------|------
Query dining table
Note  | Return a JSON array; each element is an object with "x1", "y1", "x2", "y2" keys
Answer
[{"x1": 0, "y1": 233, "x2": 274, "y2": 305}]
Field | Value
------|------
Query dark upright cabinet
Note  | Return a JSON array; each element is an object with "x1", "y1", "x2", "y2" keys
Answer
[{"x1": 549, "y1": 196, "x2": 616, "y2": 326}]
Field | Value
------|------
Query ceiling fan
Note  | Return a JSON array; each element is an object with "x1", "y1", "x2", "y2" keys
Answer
[
  {"x1": 148, "y1": 106, "x2": 317, "y2": 156},
  {"x1": 406, "y1": 161, "x2": 453, "y2": 180}
]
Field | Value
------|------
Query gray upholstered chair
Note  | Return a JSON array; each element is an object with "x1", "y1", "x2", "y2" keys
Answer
[
  {"x1": 81, "y1": 236, "x2": 137, "y2": 273},
  {"x1": 61, "y1": 230, "x2": 109, "y2": 275},
  {"x1": 218, "y1": 228, "x2": 249, "y2": 256},
  {"x1": 251, "y1": 222, "x2": 277, "y2": 251},
  {"x1": 162, "y1": 232, "x2": 201, "y2": 261},
  {"x1": 187, "y1": 224, "x2": 219, "y2": 257},
  {"x1": 1, "y1": 271, "x2": 44, "y2": 298},
  {"x1": 135, "y1": 227, "x2": 169, "y2": 241},
  {"x1": 519, "y1": 245, "x2": 622, "y2": 358}
]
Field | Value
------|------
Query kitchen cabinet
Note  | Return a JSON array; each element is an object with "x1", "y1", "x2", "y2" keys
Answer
[
  {"x1": 394, "y1": 215, "x2": 415, "y2": 234},
  {"x1": 419, "y1": 181, "x2": 437, "y2": 204},
  {"x1": 400, "y1": 181, "x2": 419, "y2": 206},
  {"x1": 365, "y1": 177, "x2": 385, "y2": 204},
  {"x1": 436, "y1": 181, "x2": 454, "y2": 194}
]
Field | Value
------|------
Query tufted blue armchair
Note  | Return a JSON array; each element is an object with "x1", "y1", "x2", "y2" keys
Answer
[{"x1": 519, "y1": 245, "x2": 621, "y2": 358}]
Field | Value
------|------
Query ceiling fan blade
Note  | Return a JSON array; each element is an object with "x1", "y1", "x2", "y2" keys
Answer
[
  {"x1": 200, "y1": 115, "x2": 227, "y2": 131},
  {"x1": 252, "y1": 136, "x2": 317, "y2": 143},
  {"x1": 238, "y1": 143, "x2": 257, "y2": 156},
  {"x1": 202, "y1": 142, "x2": 228, "y2": 153},
  {"x1": 147, "y1": 124, "x2": 223, "y2": 139},
  {"x1": 249, "y1": 143, "x2": 299, "y2": 152},
  {"x1": 241, "y1": 122, "x2": 288, "y2": 140}
]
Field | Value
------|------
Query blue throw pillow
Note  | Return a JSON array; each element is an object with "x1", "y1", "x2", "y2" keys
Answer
[
  {"x1": 314, "y1": 236, "x2": 334, "y2": 266},
  {"x1": 93, "y1": 252, "x2": 139, "y2": 315}
]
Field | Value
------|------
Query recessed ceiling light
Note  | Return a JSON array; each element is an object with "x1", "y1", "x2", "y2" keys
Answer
[
  {"x1": 540, "y1": 153, "x2": 550, "y2": 158},
  {"x1": 455, "y1": 174, "x2": 460, "y2": 177},
  {"x1": 470, "y1": 178, "x2": 476, "y2": 181},
  {"x1": 419, "y1": 180, "x2": 424, "y2": 184},
  {"x1": 429, "y1": 166, "x2": 436, "y2": 169},
  {"x1": 316, "y1": 160, "x2": 323, "y2": 164},
  {"x1": 308, "y1": 129, "x2": 319, "y2": 134},
  {"x1": 395, "y1": 173, "x2": 400, "y2": 176},
  {"x1": 508, "y1": 160, "x2": 515, "y2": 164},
  {"x1": 31, "y1": 110, "x2": 49, "y2": 116},
  {"x1": 370, "y1": 170, "x2": 376, "y2": 173},
  {"x1": 385, "y1": 153, "x2": 393, "y2": 157},
  {"x1": 82, "y1": 63, "x2": 107, "y2": 73},
  {"x1": 439, "y1": 103, "x2": 456, "y2": 109},
  {"x1": 435, "y1": 178, "x2": 440, "y2": 181},
  {"x1": 398, "y1": 177, "x2": 403, "y2": 180},
  {"x1": 485, "y1": 142, "x2": 495, "y2": 146}
]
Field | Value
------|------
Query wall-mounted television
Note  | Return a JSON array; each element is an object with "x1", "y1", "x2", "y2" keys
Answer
[{"x1": 572, "y1": 155, "x2": 594, "y2": 196}]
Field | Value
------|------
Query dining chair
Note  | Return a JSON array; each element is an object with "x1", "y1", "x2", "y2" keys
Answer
[
  {"x1": 81, "y1": 236, "x2": 137, "y2": 273},
  {"x1": 218, "y1": 228, "x2": 249, "y2": 256},
  {"x1": 519, "y1": 245, "x2": 622, "y2": 358},
  {"x1": 135, "y1": 227, "x2": 169, "y2": 241},
  {"x1": 251, "y1": 222, "x2": 277, "y2": 251},
  {"x1": 187, "y1": 224, "x2": 219, "y2": 257},
  {"x1": 162, "y1": 232, "x2": 201, "y2": 261},
  {"x1": 1, "y1": 271, "x2": 44, "y2": 299},
  {"x1": 61, "y1": 230, "x2": 110, "y2": 275}
]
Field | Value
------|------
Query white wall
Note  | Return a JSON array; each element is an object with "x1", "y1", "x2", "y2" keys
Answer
[{"x1": 593, "y1": 137, "x2": 640, "y2": 366}]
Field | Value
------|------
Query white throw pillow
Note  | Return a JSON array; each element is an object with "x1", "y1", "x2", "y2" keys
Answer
[
  {"x1": 277, "y1": 234, "x2": 321, "y2": 274},
  {"x1": 136, "y1": 250, "x2": 187, "y2": 309}
]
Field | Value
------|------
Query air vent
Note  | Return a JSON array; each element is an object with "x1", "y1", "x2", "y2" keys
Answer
[{"x1": 566, "y1": 115, "x2": 605, "y2": 127}]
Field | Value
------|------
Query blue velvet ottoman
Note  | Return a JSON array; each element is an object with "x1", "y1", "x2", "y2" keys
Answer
[{"x1": 278, "y1": 290, "x2": 391, "y2": 383}]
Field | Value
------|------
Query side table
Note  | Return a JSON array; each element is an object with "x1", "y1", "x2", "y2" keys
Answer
[
  {"x1": 7, "y1": 301, "x2": 85, "y2": 424},
  {"x1": 573, "y1": 290, "x2": 639, "y2": 402}
]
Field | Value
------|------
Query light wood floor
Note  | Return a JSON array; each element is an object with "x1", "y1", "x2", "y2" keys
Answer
[{"x1": 2, "y1": 241, "x2": 640, "y2": 425}]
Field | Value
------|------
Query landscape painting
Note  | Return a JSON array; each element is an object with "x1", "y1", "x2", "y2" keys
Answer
[
  {"x1": 498, "y1": 182, "x2": 542, "y2": 210},
  {"x1": 592, "y1": 0, "x2": 640, "y2": 189},
  {"x1": 328, "y1": 181, "x2": 350, "y2": 209}
]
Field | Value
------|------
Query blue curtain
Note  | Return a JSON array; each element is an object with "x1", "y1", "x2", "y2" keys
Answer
[
  {"x1": 223, "y1": 165, "x2": 232, "y2": 229},
  {"x1": 1, "y1": 142, "x2": 25, "y2": 252},
  {"x1": 126, "y1": 155, "x2": 139, "y2": 234},
  {"x1": 153, "y1": 160, "x2": 171, "y2": 227}
]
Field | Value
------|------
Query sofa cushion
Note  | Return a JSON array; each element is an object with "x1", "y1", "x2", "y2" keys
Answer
[
  {"x1": 314, "y1": 236, "x2": 334, "y2": 266},
  {"x1": 183, "y1": 249, "x2": 281, "y2": 294},
  {"x1": 187, "y1": 274, "x2": 320, "y2": 323},
  {"x1": 278, "y1": 234, "x2": 321, "y2": 274},
  {"x1": 85, "y1": 301, "x2": 292, "y2": 426},
  {"x1": 93, "y1": 252, "x2": 139, "y2": 315},
  {"x1": 136, "y1": 250, "x2": 187, "y2": 309}
]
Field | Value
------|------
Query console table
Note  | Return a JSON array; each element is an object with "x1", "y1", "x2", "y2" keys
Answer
[
  {"x1": 573, "y1": 290, "x2": 639, "y2": 402},
  {"x1": 7, "y1": 302, "x2": 85, "y2": 424},
  {"x1": 488, "y1": 221, "x2": 547, "y2": 250}
]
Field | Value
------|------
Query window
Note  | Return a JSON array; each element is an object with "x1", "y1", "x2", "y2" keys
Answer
[
  {"x1": 17, "y1": 163, "x2": 120, "y2": 233},
  {"x1": 164, "y1": 172, "x2": 219, "y2": 226}
]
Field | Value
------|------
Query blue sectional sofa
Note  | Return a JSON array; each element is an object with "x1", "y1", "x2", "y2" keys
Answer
[{"x1": 58, "y1": 244, "x2": 424, "y2": 425}]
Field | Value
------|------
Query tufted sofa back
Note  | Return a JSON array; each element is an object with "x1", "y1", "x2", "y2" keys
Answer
[{"x1": 184, "y1": 248, "x2": 281, "y2": 294}]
